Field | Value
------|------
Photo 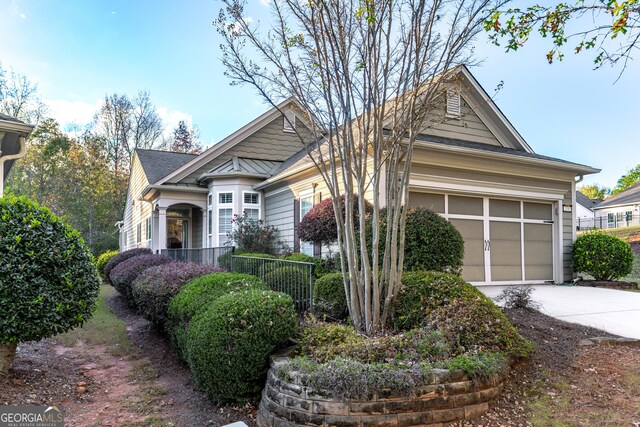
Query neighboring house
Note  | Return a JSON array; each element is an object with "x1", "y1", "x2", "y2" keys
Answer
[
  {"x1": 592, "y1": 183, "x2": 640, "y2": 229},
  {"x1": 0, "y1": 113, "x2": 34, "y2": 197},
  {"x1": 121, "y1": 66, "x2": 599, "y2": 286},
  {"x1": 575, "y1": 191, "x2": 600, "y2": 230}
]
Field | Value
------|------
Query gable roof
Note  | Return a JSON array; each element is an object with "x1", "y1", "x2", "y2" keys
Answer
[
  {"x1": 136, "y1": 149, "x2": 198, "y2": 184},
  {"x1": 155, "y1": 98, "x2": 300, "y2": 185},
  {"x1": 593, "y1": 183, "x2": 640, "y2": 210},
  {"x1": 199, "y1": 157, "x2": 282, "y2": 181},
  {"x1": 576, "y1": 191, "x2": 600, "y2": 210}
]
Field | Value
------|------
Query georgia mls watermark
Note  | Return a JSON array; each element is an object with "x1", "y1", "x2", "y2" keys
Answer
[{"x1": 0, "y1": 406, "x2": 64, "y2": 427}]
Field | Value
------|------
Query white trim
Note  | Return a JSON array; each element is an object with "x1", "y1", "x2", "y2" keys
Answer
[
  {"x1": 283, "y1": 110, "x2": 296, "y2": 133},
  {"x1": 156, "y1": 98, "x2": 298, "y2": 185},
  {"x1": 263, "y1": 186, "x2": 292, "y2": 198},
  {"x1": 242, "y1": 190, "x2": 261, "y2": 220},
  {"x1": 216, "y1": 191, "x2": 234, "y2": 247}
]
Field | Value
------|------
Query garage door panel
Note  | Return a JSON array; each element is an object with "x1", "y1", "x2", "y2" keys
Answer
[
  {"x1": 490, "y1": 221, "x2": 522, "y2": 282},
  {"x1": 524, "y1": 223, "x2": 553, "y2": 280},
  {"x1": 449, "y1": 219, "x2": 485, "y2": 282}
]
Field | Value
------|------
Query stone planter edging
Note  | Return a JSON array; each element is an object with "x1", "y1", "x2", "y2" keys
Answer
[{"x1": 257, "y1": 357, "x2": 505, "y2": 427}]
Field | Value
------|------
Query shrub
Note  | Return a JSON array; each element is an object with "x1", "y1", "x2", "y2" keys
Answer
[
  {"x1": 366, "y1": 208, "x2": 464, "y2": 274},
  {"x1": 264, "y1": 265, "x2": 311, "y2": 308},
  {"x1": 495, "y1": 285, "x2": 541, "y2": 310},
  {"x1": 131, "y1": 262, "x2": 224, "y2": 328},
  {"x1": 443, "y1": 352, "x2": 507, "y2": 384},
  {"x1": 95, "y1": 250, "x2": 118, "y2": 279},
  {"x1": 0, "y1": 195, "x2": 100, "y2": 374},
  {"x1": 572, "y1": 231, "x2": 634, "y2": 280},
  {"x1": 392, "y1": 271, "x2": 532, "y2": 359},
  {"x1": 298, "y1": 194, "x2": 373, "y2": 246},
  {"x1": 167, "y1": 273, "x2": 267, "y2": 360},
  {"x1": 104, "y1": 247, "x2": 152, "y2": 284},
  {"x1": 187, "y1": 289, "x2": 296, "y2": 403},
  {"x1": 109, "y1": 254, "x2": 172, "y2": 307},
  {"x1": 227, "y1": 213, "x2": 280, "y2": 254},
  {"x1": 281, "y1": 253, "x2": 337, "y2": 278},
  {"x1": 313, "y1": 273, "x2": 348, "y2": 320}
]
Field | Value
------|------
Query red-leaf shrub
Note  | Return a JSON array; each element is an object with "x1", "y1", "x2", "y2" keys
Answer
[
  {"x1": 110, "y1": 254, "x2": 172, "y2": 306},
  {"x1": 131, "y1": 262, "x2": 224, "y2": 328},
  {"x1": 298, "y1": 194, "x2": 373, "y2": 246},
  {"x1": 104, "y1": 248, "x2": 152, "y2": 284}
]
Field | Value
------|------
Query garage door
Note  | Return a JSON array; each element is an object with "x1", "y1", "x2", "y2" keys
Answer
[{"x1": 409, "y1": 192, "x2": 555, "y2": 285}]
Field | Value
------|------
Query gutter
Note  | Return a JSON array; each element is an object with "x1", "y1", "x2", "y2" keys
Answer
[
  {"x1": 198, "y1": 171, "x2": 270, "y2": 182},
  {"x1": 141, "y1": 184, "x2": 209, "y2": 198}
]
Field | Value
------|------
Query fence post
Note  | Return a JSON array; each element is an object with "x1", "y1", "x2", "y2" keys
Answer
[{"x1": 309, "y1": 264, "x2": 315, "y2": 311}]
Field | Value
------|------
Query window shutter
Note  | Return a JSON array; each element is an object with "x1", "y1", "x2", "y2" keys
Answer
[
  {"x1": 293, "y1": 198, "x2": 300, "y2": 253},
  {"x1": 283, "y1": 110, "x2": 296, "y2": 132},
  {"x1": 314, "y1": 192, "x2": 322, "y2": 257},
  {"x1": 446, "y1": 89, "x2": 461, "y2": 117}
]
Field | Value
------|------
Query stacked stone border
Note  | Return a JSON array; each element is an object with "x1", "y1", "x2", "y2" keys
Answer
[{"x1": 257, "y1": 357, "x2": 505, "y2": 427}]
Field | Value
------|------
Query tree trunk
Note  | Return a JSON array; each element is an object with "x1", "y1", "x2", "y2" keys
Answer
[{"x1": 0, "y1": 343, "x2": 17, "y2": 377}]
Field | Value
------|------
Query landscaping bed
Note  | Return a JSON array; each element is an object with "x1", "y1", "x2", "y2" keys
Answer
[{"x1": 575, "y1": 280, "x2": 639, "y2": 290}]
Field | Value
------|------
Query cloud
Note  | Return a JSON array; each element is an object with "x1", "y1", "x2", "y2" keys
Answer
[
  {"x1": 259, "y1": 0, "x2": 271, "y2": 6},
  {"x1": 230, "y1": 16, "x2": 254, "y2": 34},
  {"x1": 156, "y1": 107, "x2": 194, "y2": 140},
  {"x1": 45, "y1": 98, "x2": 102, "y2": 128},
  {"x1": 11, "y1": 0, "x2": 26, "y2": 19}
]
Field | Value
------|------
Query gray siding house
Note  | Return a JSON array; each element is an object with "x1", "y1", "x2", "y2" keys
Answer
[{"x1": 120, "y1": 67, "x2": 599, "y2": 285}]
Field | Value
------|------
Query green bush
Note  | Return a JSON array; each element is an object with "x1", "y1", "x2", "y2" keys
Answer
[
  {"x1": 281, "y1": 253, "x2": 337, "y2": 278},
  {"x1": 313, "y1": 273, "x2": 348, "y2": 320},
  {"x1": 131, "y1": 262, "x2": 223, "y2": 328},
  {"x1": 392, "y1": 271, "x2": 532, "y2": 359},
  {"x1": 0, "y1": 195, "x2": 100, "y2": 366},
  {"x1": 365, "y1": 208, "x2": 465, "y2": 274},
  {"x1": 95, "y1": 250, "x2": 118, "y2": 279},
  {"x1": 264, "y1": 265, "x2": 311, "y2": 309},
  {"x1": 443, "y1": 352, "x2": 507, "y2": 384},
  {"x1": 572, "y1": 231, "x2": 634, "y2": 280},
  {"x1": 167, "y1": 273, "x2": 267, "y2": 360},
  {"x1": 187, "y1": 289, "x2": 296, "y2": 403},
  {"x1": 103, "y1": 247, "x2": 152, "y2": 284},
  {"x1": 109, "y1": 254, "x2": 172, "y2": 307}
]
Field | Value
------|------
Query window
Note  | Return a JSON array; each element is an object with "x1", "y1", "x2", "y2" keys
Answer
[
  {"x1": 446, "y1": 89, "x2": 461, "y2": 117},
  {"x1": 146, "y1": 217, "x2": 152, "y2": 241},
  {"x1": 136, "y1": 223, "x2": 142, "y2": 243},
  {"x1": 300, "y1": 193, "x2": 314, "y2": 256},
  {"x1": 218, "y1": 208, "x2": 233, "y2": 246},
  {"x1": 243, "y1": 191, "x2": 260, "y2": 221},
  {"x1": 283, "y1": 110, "x2": 296, "y2": 132},
  {"x1": 608, "y1": 213, "x2": 614, "y2": 224},
  {"x1": 219, "y1": 192, "x2": 233, "y2": 204},
  {"x1": 626, "y1": 211, "x2": 633, "y2": 222},
  {"x1": 616, "y1": 212, "x2": 624, "y2": 222}
]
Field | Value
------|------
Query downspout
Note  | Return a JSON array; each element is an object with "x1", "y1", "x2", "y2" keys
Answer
[
  {"x1": 0, "y1": 134, "x2": 27, "y2": 198},
  {"x1": 575, "y1": 174, "x2": 584, "y2": 185}
]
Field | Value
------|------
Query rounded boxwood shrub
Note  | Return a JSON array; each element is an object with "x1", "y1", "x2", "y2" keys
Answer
[
  {"x1": 167, "y1": 273, "x2": 267, "y2": 360},
  {"x1": 366, "y1": 208, "x2": 464, "y2": 274},
  {"x1": 104, "y1": 247, "x2": 152, "y2": 284},
  {"x1": 313, "y1": 273, "x2": 348, "y2": 320},
  {"x1": 264, "y1": 265, "x2": 311, "y2": 309},
  {"x1": 187, "y1": 289, "x2": 296, "y2": 403},
  {"x1": 281, "y1": 253, "x2": 336, "y2": 278},
  {"x1": 0, "y1": 195, "x2": 100, "y2": 374},
  {"x1": 392, "y1": 271, "x2": 532, "y2": 359},
  {"x1": 131, "y1": 262, "x2": 224, "y2": 328},
  {"x1": 96, "y1": 249, "x2": 118, "y2": 279},
  {"x1": 109, "y1": 254, "x2": 172, "y2": 307},
  {"x1": 572, "y1": 231, "x2": 634, "y2": 280}
]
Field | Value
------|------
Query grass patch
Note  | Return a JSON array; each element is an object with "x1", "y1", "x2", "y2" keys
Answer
[
  {"x1": 129, "y1": 360, "x2": 159, "y2": 382},
  {"x1": 56, "y1": 285, "x2": 136, "y2": 357},
  {"x1": 595, "y1": 225, "x2": 640, "y2": 243}
]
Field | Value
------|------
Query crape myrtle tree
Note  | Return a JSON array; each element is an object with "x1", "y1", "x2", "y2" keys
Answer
[{"x1": 215, "y1": 0, "x2": 503, "y2": 333}]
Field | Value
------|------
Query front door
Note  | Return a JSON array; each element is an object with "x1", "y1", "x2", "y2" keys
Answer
[{"x1": 167, "y1": 218, "x2": 189, "y2": 249}]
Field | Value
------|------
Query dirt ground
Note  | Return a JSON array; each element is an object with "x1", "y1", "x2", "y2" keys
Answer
[{"x1": 2, "y1": 291, "x2": 639, "y2": 426}]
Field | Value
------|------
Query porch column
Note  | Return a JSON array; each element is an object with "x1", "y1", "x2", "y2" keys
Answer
[
  {"x1": 158, "y1": 206, "x2": 167, "y2": 253},
  {"x1": 202, "y1": 208, "x2": 208, "y2": 248}
]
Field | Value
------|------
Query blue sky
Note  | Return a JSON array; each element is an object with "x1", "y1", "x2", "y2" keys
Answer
[{"x1": 1, "y1": 0, "x2": 638, "y2": 189}]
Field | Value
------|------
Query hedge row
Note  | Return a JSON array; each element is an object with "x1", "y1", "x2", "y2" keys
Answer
[{"x1": 102, "y1": 249, "x2": 295, "y2": 403}]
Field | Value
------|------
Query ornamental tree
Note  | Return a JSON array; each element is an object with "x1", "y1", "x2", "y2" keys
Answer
[
  {"x1": 0, "y1": 195, "x2": 100, "y2": 375},
  {"x1": 299, "y1": 195, "x2": 373, "y2": 246}
]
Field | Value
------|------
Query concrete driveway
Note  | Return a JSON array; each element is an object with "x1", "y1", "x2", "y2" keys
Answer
[{"x1": 480, "y1": 285, "x2": 640, "y2": 339}]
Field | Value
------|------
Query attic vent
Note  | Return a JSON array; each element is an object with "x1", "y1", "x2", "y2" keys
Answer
[
  {"x1": 283, "y1": 110, "x2": 296, "y2": 132},
  {"x1": 446, "y1": 89, "x2": 461, "y2": 117}
]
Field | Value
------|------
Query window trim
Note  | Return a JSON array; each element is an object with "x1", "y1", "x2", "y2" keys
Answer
[
  {"x1": 145, "y1": 216, "x2": 152, "y2": 241},
  {"x1": 299, "y1": 190, "x2": 315, "y2": 256},
  {"x1": 446, "y1": 88, "x2": 461, "y2": 118},
  {"x1": 242, "y1": 190, "x2": 261, "y2": 220},
  {"x1": 136, "y1": 223, "x2": 142, "y2": 244},
  {"x1": 283, "y1": 110, "x2": 296, "y2": 133}
]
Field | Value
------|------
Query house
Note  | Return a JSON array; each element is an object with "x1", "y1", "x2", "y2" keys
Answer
[
  {"x1": 120, "y1": 67, "x2": 599, "y2": 285},
  {"x1": 592, "y1": 183, "x2": 640, "y2": 229},
  {"x1": 0, "y1": 113, "x2": 34, "y2": 197},
  {"x1": 575, "y1": 191, "x2": 600, "y2": 230}
]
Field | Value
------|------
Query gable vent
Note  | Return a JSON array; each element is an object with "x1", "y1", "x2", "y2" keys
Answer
[
  {"x1": 446, "y1": 89, "x2": 461, "y2": 117},
  {"x1": 283, "y1": 110, "x2": 296, "y2": 132}
]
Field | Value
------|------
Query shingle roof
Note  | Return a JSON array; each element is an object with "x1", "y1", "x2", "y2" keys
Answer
[
  {"x1": 136, "y1": 149, "x2": 198, "y2": 185},
  {"x1": 594, "y1": 182, "x2": 640, "y2": 209},
  {"x1": 576, "y1": 191, "x2": 600, "y2": 210},
  {"x1": 0, "y1": 113, "x2": 26, "y2": 124}
]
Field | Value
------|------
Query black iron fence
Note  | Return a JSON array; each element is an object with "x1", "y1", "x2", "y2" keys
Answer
[
  {"x1": 231, "y1": 255, "x2": 315, "y2": 311},
  {"x1": 161, "y1": 247, "x2": 233, "y2": 269},
  {"x1": 161, "y1": 247, "x2": 314, "y2": 311},
  {"x1": 577, "y1": 214, "x2": 640, "y2": 230}
]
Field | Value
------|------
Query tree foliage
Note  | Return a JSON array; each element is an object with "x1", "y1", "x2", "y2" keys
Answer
[
  {"x1": 215, "y1": 0, "x2": 497, "y2": 333},
  {"x1": 169, "y1": 120, "x2": 202, "y2": 153},
  {"x1": 578, "y1": 183, "x2": 610, "y2": 199},
  {"x1": 612, "y1": 163, "x2": 640, "y2": 194},
  {"x1": 0, "y1": 63, "x2": 46, "y2": 125},
  {"x1": 299, "y1": 195, "x2": 373, "y2": 246},
  {"x1": 484, "y1": 0, "x2": 640, "y2": 70}
]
